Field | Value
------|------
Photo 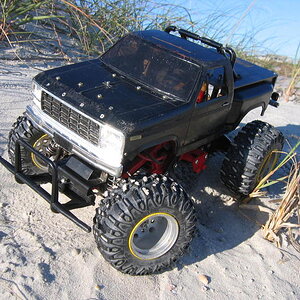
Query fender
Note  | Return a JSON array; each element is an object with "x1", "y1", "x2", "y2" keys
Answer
[
  {"x1": 239, "y1": 101, "x2": 266, "y2": 124},
  {"x1": 126, "y1": 135, "x2": 178, "y2": 161},
  {"x1": 228, "y1": 101, "x2": 267, "y2": 132}
]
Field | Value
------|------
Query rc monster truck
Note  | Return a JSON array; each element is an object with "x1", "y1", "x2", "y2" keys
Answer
[{"x1": 0, "y1": 26, "x2": 284, "y2": 275}]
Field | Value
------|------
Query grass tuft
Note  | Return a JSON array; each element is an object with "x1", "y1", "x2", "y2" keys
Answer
[{"x1": 242, "y1": 141, "x2": 300, "y2": 250}]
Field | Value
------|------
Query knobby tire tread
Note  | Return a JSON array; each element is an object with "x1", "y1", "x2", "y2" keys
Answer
[
  {"x1": 220, "y1": 120, "x2": 284, "y2": 196},
  {"x1": 8, "y1": 115, "x2": 44, "y2": 175},
  {"x1": 93, "y1": 175, "x2": 196, "y2": 275}
]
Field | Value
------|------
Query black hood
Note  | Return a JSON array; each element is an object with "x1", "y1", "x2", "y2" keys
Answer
[{"x1": 34, "y1": 59, "x2": 183, "y2": 134}]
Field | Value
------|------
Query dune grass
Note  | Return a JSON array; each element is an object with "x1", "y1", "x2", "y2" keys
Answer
[
  {"x1": 262, "y1": 157, "x2": 300, "y2": 248},
  {"x1": 284, "y1": 42, "x2": 300, "y2": 101},
  {"x1": 0, "y1": 0, "x2": 61, "y2": 40},
  {"x1": 241, "y1": 141, "x2": 300, "y2": 250},
  {"x1": 0, "y1": 0, "x2": 273, "y2": 57}
]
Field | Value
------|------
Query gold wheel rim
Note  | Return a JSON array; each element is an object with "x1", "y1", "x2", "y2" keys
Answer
[
  {"x1": 31, "y1": 134, "x2": 50, "y2": 169},
  {"x1": 128, "y1": 212, "x2": 179, "y2": 260}
]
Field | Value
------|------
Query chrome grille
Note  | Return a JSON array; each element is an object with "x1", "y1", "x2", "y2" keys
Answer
[{"x1": 41, "y1": 91, "x2": 100, "y2": 145}]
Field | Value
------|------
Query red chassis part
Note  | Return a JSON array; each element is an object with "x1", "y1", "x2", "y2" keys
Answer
[
  {"x1": 179, "y1": 149, "x2": 208, "y2": 173},
  {"x1": 122, "y1": 142, "x2": 208, "y2": 178},
  {"x1": 122, "y1": 142, "x2": 169, "y2": 178}
]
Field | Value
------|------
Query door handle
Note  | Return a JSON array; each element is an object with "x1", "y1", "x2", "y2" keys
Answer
[{"x1": 222, "y1": 102, "x2": 230, "y2": 107}]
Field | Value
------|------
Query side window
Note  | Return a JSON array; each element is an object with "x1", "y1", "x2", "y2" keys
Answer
[
  {"x1": 196, "y1": 67, "x2": 227, "y2": 103},
  {"x1": 207, "y1": 67, "x2": 227, "y2": 100}
]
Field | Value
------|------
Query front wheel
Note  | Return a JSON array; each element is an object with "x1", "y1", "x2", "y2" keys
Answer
[
  {"x1": 93, "y1": 175, "x2": 196, "y2": 275},
  {"x1": 8, "y1": 115, "x2": 52, "y2": 175}
]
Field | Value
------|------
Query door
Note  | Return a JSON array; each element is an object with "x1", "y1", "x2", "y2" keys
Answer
[{"x1": 185, "y1": 66, "x2": 232, "y2": 145}]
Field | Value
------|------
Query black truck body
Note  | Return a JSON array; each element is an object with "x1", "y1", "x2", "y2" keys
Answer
[
  {"x1": 0, "y1": 27, "x2": 282, "y2": 275},
  {"x1": 32, "y1": 29, "x2": 277, "y2": 163}
]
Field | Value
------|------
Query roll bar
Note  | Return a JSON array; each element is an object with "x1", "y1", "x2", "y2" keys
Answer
[{"x1": 165, "y1": 26, "x2": 236, "y2": 68}]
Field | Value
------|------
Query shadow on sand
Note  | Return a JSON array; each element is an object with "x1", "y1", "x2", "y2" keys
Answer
[
  {"x1": 173, "y1": 153, "x2": 260, "y2": 269},
  {"x1": 175, "y1": 123, "x2": 300, "y2": 269},
  {"x1": 0, "y1": 132, "x2": 9, "y2": 156}
]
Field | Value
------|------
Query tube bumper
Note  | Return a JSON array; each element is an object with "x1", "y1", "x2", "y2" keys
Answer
[{"x1": 0, "y1": 138, "x2": 91, "y2": 232}]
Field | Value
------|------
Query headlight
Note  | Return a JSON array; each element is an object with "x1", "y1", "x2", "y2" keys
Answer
[
  {"x1": 32, "y1": 81, "x2": 42, "y2": 101},
  {"x1": 98, "y1": 124, "x2": 125, "y2": 167}
]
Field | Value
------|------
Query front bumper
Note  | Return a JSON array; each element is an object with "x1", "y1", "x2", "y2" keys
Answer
[
  {"x1": 0, "y1": 138, "x2": 91, "y2": 232},
  {"x1": 26, "y1": 104, "x2": 123, "y2": 177}
]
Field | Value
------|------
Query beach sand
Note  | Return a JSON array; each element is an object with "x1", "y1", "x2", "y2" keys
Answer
[{"x1": 0, "y1": 55, "x2": 299, "y2": 300}]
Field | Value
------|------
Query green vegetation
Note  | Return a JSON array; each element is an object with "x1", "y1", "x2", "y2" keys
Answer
[
  {"x1": 285, "y1": 43, "x2": 300, "y2": 101},
  {"x1": 1, "y1": 0, "x2": 195, "y2": 54},
  {"x1": 1, "y1": 1, "x2": 299, "y2": 91},
  {"x1": 0, "y1": 0, "x2": 61, "y2": 40},
  {"x1": 0, "y1": 1, "x2": 275, "y2": 54}
]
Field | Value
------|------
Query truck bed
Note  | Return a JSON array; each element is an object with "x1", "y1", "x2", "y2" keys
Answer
[{"x1": 233, "y1": 58, "x2": 277, "y2": 89}]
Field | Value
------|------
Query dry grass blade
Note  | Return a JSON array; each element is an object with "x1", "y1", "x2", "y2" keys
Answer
[
  {"x1": 243, "y1": 141, "x2": 300, "y2": 250},
  {"x1": 284, "y1": 41, "x2": 300, "y2": 102},
  {"x1": 262, "y1": 160, "x2": 300, "y2": 248},
  {"x1": 249, "y1": 143, "x2": 300, "y2": 199},
  {"x1": 239, "y1": 204, "x2": 274, "y2": 214},
  {"x1": 60, "y1": 0, "x2": 113, "y2": 44}
]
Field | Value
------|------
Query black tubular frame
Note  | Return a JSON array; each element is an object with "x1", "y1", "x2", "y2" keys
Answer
[
  {"x1": 0, "y1": 138, "x2": 91, "y2": 233},
  {"x1": 165, "y1": 26, "x2": 237, "y2": 67}
]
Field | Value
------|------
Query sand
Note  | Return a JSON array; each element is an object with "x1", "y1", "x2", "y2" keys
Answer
[{"x1": 0, "y1": 56, "x2": 299, "y2": 300}]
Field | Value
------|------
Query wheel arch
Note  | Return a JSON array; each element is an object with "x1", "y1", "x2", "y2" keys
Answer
[
  {"x1": 123, "y1": 137, "x2": 179, "y2": 177},
  {"x1": 230, "y1": 101, "x2": 267, "y2": 131},
  {"x1": 126, "y1": 135, "x2": 179, "y2": 161}
]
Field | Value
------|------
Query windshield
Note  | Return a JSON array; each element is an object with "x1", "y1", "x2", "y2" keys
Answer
[{"x1": 102, "y1": 35, "x2": 199, "y2": 101}]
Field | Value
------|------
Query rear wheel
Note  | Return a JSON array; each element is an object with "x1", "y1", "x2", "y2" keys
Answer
[
  {"x1": 93, "y1": 175, "x2": 196, "y2": 275},
  {"x1": 220, "y1": 120, "x2": 284, "y2": 196}
]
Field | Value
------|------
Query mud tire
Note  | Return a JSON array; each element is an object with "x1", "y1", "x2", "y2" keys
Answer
[
  {"x1": 220, "y1": 120, "x2": 284, "y2": 196},
  {"x1": 8, "y1": 115, "x2": 46, "y2": 175},
  {"x1": 93, "y1": 175, "x2": 196, "y2": 275}
]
